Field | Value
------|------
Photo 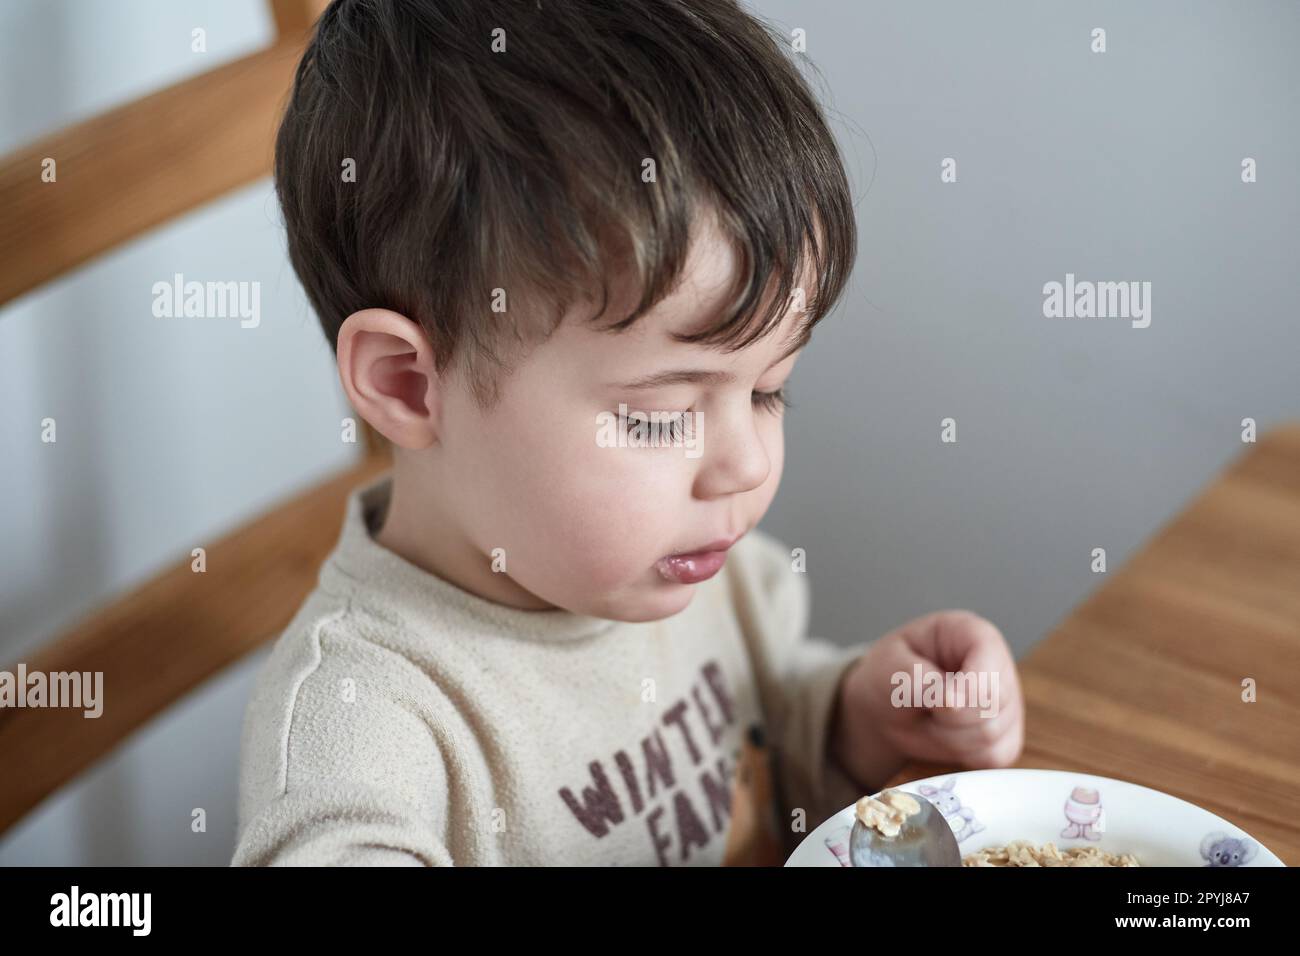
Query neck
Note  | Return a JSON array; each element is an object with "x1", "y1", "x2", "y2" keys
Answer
[{"x1": 372, "y1": 454, "x2": 555, "y2": 612}]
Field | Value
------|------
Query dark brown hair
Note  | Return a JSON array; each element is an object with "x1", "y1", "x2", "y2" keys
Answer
[{"x1": 275, "y1": 0, "x2": 857, "y2": 408}]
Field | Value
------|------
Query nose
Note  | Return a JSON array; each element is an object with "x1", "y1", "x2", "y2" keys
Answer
[{"x1": 691, "y1": 401, "x2": 771, "y2": 498}]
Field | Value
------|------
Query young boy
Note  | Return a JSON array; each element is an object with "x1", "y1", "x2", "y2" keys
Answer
[{"x1": 233, "y1": 0, "x2": 1023, "y2": 867}]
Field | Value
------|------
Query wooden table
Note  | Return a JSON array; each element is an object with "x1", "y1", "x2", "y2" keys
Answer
[{"x1": 884, "y1": 423, "x2": 1300, "y2": 865}]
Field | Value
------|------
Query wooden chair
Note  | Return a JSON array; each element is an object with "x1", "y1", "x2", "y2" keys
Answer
[{"x1": 0, "y1": 0, "x2": 391, "y2": 839}]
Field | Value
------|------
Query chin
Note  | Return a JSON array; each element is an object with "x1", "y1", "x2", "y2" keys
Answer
[
  {"x1": 637, "y1": 583, "x2": 698, "y2": 622},
  {"x1": 596, "y1": 583, "x2": 697, "y2": 624}
]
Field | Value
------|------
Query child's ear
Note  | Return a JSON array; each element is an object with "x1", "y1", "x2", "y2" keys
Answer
[{"x1": 336, "y1": 308, "x2": 442, "y2": 450}]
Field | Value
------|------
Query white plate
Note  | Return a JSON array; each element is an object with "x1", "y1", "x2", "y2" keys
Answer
[{"x1": 785, "y1": 768, "x2": 1285, "y2": 867}]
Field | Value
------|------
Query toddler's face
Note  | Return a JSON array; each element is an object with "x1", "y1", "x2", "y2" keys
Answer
[{"x1": 437, "y1": 219, "x2": 809, "y2": 623}]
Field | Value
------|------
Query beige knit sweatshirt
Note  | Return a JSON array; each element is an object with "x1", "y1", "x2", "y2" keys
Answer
[{"x1": 232, "y1": 472, "x2": 869, "y2": 866}]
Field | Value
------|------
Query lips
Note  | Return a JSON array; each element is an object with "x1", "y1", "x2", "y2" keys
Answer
[
  {"x1": 680, "y1": 535, "x2": 739, "y2": 554},
  {"x1": 655, "y1": 532, "x2": 743, "y2": 585}
]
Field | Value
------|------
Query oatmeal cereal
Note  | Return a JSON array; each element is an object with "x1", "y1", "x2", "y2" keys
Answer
[
  {"x1": 854, "y1": 789, "x2": 922, "y2": 838},
  {"x1": 962, "y1": 840, "x2": 1140, "y2": 867}
]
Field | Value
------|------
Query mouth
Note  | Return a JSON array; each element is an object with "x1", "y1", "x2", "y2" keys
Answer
[{"x1": 654, "y1": 531, "x2": 744, "y2": 585}]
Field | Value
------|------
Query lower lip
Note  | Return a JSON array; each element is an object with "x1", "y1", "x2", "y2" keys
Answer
[{"x1": 655, "y1": 549, "x2": 729, "y2": 584}]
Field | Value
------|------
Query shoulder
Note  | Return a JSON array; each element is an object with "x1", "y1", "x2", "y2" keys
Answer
[
  {"x1": 244, "y1": 588, "x2": 441, "y2": 728},
  {"x1": 237, "y1": 588, "x2": 453, "y2": 818}
]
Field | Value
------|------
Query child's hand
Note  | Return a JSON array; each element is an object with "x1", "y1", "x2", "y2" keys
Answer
[{"x1": 830, "y1": 610, "x2": 1024, "y2": 792}]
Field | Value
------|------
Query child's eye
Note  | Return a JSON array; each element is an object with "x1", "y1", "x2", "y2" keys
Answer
[
  {"x1": 618, "y1": 410, "x2": 693, "y2": 444},
  {"x1": 753, "y1": 387, "x2": 791, "y2": 414},
  {"x1": 616, "y1": 390, "x2": 788, "y2": 445}
]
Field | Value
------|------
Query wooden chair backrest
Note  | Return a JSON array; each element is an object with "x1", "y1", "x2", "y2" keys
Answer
[{"x1": 0, "y1": 0, "x2": 392, "y2": 838}]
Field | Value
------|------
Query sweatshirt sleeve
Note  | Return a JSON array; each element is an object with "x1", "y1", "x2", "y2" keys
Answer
[
  {"x1": 725, "y1": 529, "x2": 871, "y2": 854},
  {"x1": 232, "y1": 631, "x2": 458, "y2": 867},
  {"x1": 231, "y1": 780, "x2": 453, "y2": 866}
]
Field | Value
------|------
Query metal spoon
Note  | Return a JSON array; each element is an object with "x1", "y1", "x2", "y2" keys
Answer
[{"x1": 849, "y1": 790, "x2": 962, "y2": 867}]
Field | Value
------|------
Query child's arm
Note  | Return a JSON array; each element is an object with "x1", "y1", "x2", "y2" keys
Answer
[{"x1": 232, "y1": 779, "x2": 453, "y2": 866}]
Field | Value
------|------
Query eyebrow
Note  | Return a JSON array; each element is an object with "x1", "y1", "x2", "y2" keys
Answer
[{"x1": 609, "y1": 323, "x2": 810, "y2": 391}]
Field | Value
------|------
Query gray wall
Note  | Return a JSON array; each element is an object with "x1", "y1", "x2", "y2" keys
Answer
[
  {"x1": 2, "y1": 0, "x2": 1297, "y2": 864},
  {"x1": 757, "y1": 0, "x2": 1299, "y2": 652}
]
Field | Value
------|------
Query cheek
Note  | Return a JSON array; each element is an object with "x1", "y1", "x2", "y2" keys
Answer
[
  {"x1": 549, "y1": 448, "x2": 692, "y2": 583},
  {"x1": 465, "y1": 407, "x2": 691, "y2": 585},
  {"x1": 447, "y1": 394, "x2": 789, "y2": 598}
]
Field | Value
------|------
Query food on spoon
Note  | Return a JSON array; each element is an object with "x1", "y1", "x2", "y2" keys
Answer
[{"x1": 854, "y1": 789, "x2": 922, "y2": 838}]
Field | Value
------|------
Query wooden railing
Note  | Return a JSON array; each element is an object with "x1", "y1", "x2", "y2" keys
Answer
[{"x1": 0, "y1": 0, "x2": 392, "y2": 838}]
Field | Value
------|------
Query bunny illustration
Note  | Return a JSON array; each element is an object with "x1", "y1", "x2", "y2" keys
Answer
[
  {"x1": 1199, "y1": 832, "x2": 1258, "y2": 867},
  {"x1": 1060, "y1": 786, "x2": 1105, "y2": 841},
  {"x1": 917, "y1": 778, "x2": 985, "y2": 843}
]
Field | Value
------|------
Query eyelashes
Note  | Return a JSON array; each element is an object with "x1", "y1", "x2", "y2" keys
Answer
[
  {"x1": 617, "y1": 387, "x2": 791, "y2": 442},
  {"x1": 751, "y1": 386, "x2": 791, "y2": 414}
]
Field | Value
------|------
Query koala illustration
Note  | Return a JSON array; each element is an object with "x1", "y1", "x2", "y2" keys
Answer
[
  {"x1": 917, "y1": 778, "x2": 985, "y2": 843},
  {"x1": 1199, "y1": 832, "x2": 1258, "y2": 867}
]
